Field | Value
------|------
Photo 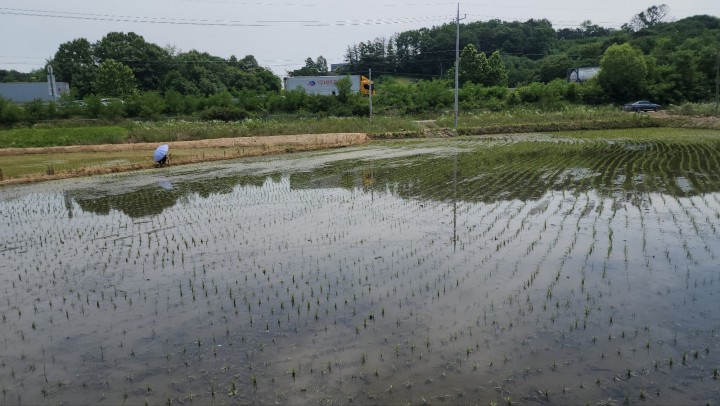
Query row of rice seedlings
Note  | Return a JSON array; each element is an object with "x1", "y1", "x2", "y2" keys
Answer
[{"x1": 4, "y1": 135, "x2": 720, "y2": 404}]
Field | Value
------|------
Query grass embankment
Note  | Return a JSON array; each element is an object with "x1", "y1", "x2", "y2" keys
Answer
[
  {"x1": 1, "y1": 107, "x2": 718, "y2": 184},
  {"x1": 0, "y1": 116, "x2": 414, "y2": 148}
]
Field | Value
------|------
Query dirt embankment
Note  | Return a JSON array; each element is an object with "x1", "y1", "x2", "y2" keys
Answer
[
  {"x1": 0, "y1": 133, "x2": 370, "y2": 156},
  {"x1": 649, "y1": 111, "x2": 720, "y2": 129},
  {"x1": 0, "y1": 133, "x2": 370, "y2": 186}
]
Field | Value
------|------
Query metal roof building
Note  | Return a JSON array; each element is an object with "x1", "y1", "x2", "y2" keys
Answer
[{"x1": 0, "y1": 82, "x2": 70, "y2": 103}]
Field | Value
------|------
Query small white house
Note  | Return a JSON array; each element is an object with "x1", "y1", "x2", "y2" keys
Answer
[
  {"x1": 0, "y1": 82, "x2": 70, "y2": 103},
  {"x1": 567, "y1": 67, "x2": 600, "y2": 83}
]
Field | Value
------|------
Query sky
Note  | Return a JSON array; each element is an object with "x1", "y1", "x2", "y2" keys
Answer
[{"x1": 1, "y1": 0, "x2": 718, "y2": 77}]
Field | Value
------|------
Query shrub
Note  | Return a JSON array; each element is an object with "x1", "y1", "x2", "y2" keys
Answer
[
  {"x1": 460, "y1": 84, "x2": 508, "y2": 110},
  {"x1": 203, "y1": 92, "x2": 233, "y2": 109},
  {"x1": 163, "y1": 90, "x2": 184, "y2": 116},
  {"x1": 576, "y1": 78, "x2": 606, "y2": 105},
  {"x1": 0, "y1": 96, "x2": 24, "y2": 125},
  {"x1": 100, "y1": 99, "x2": 127, "y2": 120},
  {"x1": 668, "y1": 103, "x2": 718, "y2": 117},
  {"x1": 198, "y1": 106, "x2": 251, "y2": 121},
  {"x1": 23, "y1": 99, "x2": 48, "y2": 123},
  {"x1": 83, "y1": 95, "x2": 103, "y2": 118},
  {"x1": 138, "y1": 91, "x2": 165, "y2": 119}
]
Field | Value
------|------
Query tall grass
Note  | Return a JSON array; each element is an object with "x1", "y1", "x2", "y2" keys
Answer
[
  {"x1": 436, "y1": 106, "x2": 654, "y2": 128},
  {"x1": 666, "y1": 103, "x2": 719, "y2": 117},
  {"x1": 0, "y1": 127, "x2": 128, "y2": 148},
  {"x1": 125, "y1": 117, "x2": 417, "y2": 142},
  {"x1": 0, "y1": 105, "x2": 715, "y2": 149}
]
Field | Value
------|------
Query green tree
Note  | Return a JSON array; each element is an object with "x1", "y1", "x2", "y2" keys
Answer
[
  {"x1": 51, "y1": 38, "x2": 96, "y2": 97},
  {"x1": 485, "y1": 51, "x2": 508, "y2": 87},
  {"x1": 624, "y1": 4, "x2": 669, "y2": 32},
  {"x1": 457, "y1": 44, "x2": 488, "y2": 86},
  {"x1": 288, "y1": 56, "x2": 329, "y2": 76},
  {"x1": 336, "y1": 76, "x2": 353, "y2": 103},
  {"x1": 163, "y1": 70, "x2": 200, "y2": 95},
  {"x1": 0, "y1": 69, "x2": 44, "y2": 82},
  {"x1": 94, "y1": 32, "x2": 171, "y2": 92},
  {"x1": 504, "y1": 55, "x2": 537, "y2": 87},
  {"x1": 92, "y1": 60, "x2": 137, "y2": 97},
  {"x1": 598, "y1": 43, "x2": 648, "y2": 101},
  {"x1": 537, "y1": 54, "x2": 573, "y2": 83}
]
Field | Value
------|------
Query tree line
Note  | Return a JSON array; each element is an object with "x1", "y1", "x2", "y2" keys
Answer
[
  {"x1": 293, "y1": 5, "x2": 719, "y2": 105},
  {"x1": 1, "y1": 4, "x2": 719, "y2": 126},
  {"x1": 46, "y1": 32, "x2": 280, "y2": 99}
]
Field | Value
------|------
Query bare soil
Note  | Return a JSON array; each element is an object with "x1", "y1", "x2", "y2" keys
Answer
[
  {"x1": 0, "y1": 133, "x2": 369, "y2": 156},
  {"x1": 0, "y1": 133, "x2": 369, "y2": 186}
]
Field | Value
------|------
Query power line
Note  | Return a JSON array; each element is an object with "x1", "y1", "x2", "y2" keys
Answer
[{"x1": 0, "y1": 7, "x2": 453, "y2": 27}]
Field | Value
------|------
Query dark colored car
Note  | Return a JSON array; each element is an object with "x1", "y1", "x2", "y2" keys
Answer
[{"x1": 623, "y1": 100, "x2": 660, "y2": 112}]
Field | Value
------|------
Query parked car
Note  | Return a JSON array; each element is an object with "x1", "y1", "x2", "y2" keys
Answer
[
  {"x1": 623, "y1": 100, "x2": 660, "y2": 112},
  {"x1": 100, "y1": 98, "x2": 125, "y2": 106}
]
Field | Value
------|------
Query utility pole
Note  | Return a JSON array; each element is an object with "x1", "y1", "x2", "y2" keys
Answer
[
  {"x1": 369, "y1": 68, "x2": 373, "y2": 120},
  {"x1": 715, "y1": 52, "x2": 719, "y2": 116},
  {"x1": 454, "y1": 3, "x2": 466, "y2": 130},
  {"x1": 453, "y1": 4, "x2": 465, "y2": 251}
]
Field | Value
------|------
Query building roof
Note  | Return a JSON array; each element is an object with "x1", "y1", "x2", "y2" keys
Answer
[{"x1": 0, "y1": 82, "x2": 70, "y2": 103}]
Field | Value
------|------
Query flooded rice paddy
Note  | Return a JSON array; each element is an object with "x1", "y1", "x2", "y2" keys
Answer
[{"x1": 2, "y1": 130, "x2": 720, "y2": 405}]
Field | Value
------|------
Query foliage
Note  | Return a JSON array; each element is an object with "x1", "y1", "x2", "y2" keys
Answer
[
  {"x1": 345, "y1": 37, "x2": 398, "y2": 75},
  {"x1": 374, "y1": 78, "x2": 453, "y2": 115},
  {"x1": 457, "y1": 44, "x2": 488, "y2": 86},
  {"x1": 22, "y1": 99, "x2": 50, "y2": 123},
  {"x1": 136, "y1": 91, "x2": 165, "y2": 119},
  {"x1": 100, "y1": 98, "x2": 127, "y2": 120},
  {"x1": 666, "y1": 102, "x2": 720, "y2": 117},
  {"x1": 2, "y1": 10, "x2": 719, "y2": 122},
  {"x1": 575, "y1": 78, "x2": 607, "y2": 105},
  {"x1": 513, "y1": 80, "x2": 570, "y2": 109},
  {"x1": 557, "y1": 20, "x2": 617, "y2": 40},
  {"x1": 537, "y1": 54, "x2": 573, "y2": 83},
  {"x1": 198, "y1": 106, "x2": 251, "y2": 121},
  {"x1": 43, "y1": 32, "x2": 280, "y2": 100},
  {"x1": 94, "y1": 32, "x2": 171, "y2": 92},
  {"x1": 0, "y1": 107, "x2": 692, "y2": 152},
  {"x1": 52, "y1": 38, "x2": 96, "y2": 97},
  {"x1": 335, "y1": 77, "x2": 353, "y2": 103},
  {"x1": 0, "y1": 126, "x2": 128, "y2": 147},
  {"x1": 92, "y1": 60, "x2": 138, "y2": 98},
  {"x1": 486, "y1": 51, "x2": 508, "y2": 87},
  {"x1": 0, "y1": 96, "x2": 24, "y2": 125},
  {"x1": 624, "y1": 4, "x2": 669, "y2": 31},
  {"x1": 0, "y1": 69, "x2": 45, "y2": 82},
  {"x1": 459, "y1": 84, "x2": 508, "y2": 111},
  {"x1": 287, "y1": 56, "x2": 329, "y2": 76},
  {"x1": 598, "y1": 43, "x2": 648, "y2": 102}
]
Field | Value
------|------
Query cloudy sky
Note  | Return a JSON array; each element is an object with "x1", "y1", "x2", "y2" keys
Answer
[{"x1": 1, "y1": 1, "x2": 718, "y2": 76}]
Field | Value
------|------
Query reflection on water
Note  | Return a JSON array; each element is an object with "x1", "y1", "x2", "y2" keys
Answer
[
  {"x1": 67, "y1": 136, "x2": 720, "y2": 218},
  {"x1": 2, "y1": 136, "x2": 720, "y2": 405}
]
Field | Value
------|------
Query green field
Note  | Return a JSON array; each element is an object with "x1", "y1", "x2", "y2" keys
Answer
[{"x1": 3, "y1": 108, "x2": 713, "y2": 182}]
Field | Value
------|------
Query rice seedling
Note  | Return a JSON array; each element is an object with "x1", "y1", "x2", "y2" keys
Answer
[{"x1": 2, "y1": 130, "x2": 720, "y2": 404}]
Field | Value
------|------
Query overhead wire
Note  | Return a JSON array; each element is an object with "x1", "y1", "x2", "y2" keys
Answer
[
  {"x1": 0, "y1": 7, "x2": 453, "y2": 27},
  {"x1": 1, "y1": 3, "x2": 695, "y2": 71}
]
